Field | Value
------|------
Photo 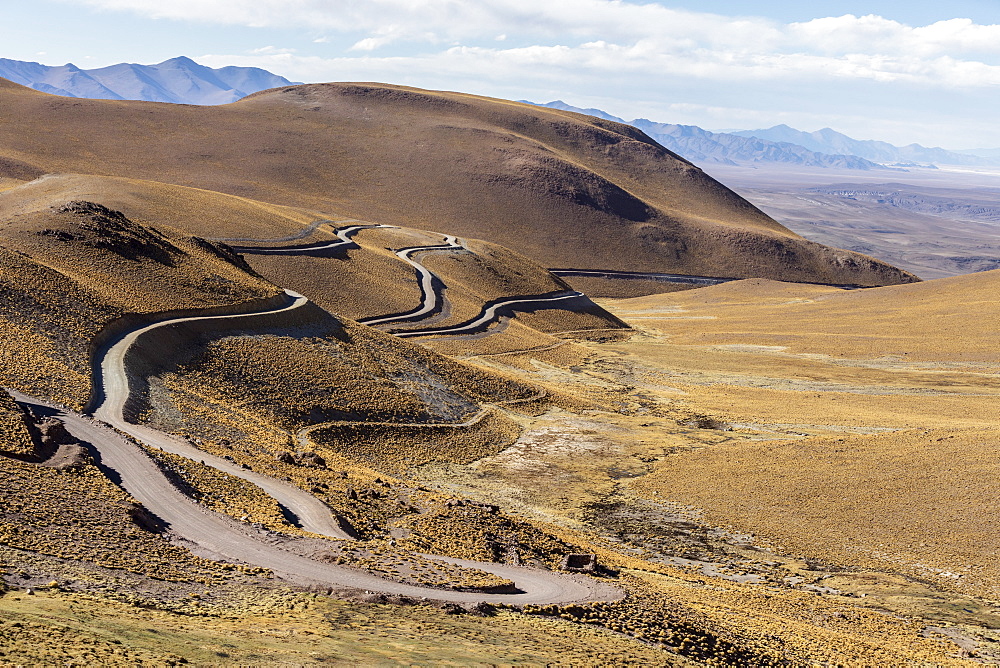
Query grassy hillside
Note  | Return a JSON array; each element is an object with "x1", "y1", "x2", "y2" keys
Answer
[
  {"x1": 3, "y1": 77, "x2": 993, "y2": 665},
  {"x1": 0, "y1": 78, "x2": 915, "y2": 289},
  {"x1": 0, "y1": 200, "x2": 277, "y2": 407},
  {"x1": 593, "y1": 272, "x2": 1000, "y2": 601}
]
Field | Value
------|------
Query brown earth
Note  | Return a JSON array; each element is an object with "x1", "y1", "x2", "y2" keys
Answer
[
  {"x1": 0, "y1": 77, "x2": 914, "y2": 288},
  {"x1": 3, "y1": 79, "x2": 992, "y2": 664}
]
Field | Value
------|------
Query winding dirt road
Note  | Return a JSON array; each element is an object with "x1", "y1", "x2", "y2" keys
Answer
[
  {"x1": 227, "y1": 224, "x2": 393, "y2": 254},
  {"x1": 15, "y1": 290, "x2": 622, "y2": 604},
  {"x1": 358, "y1": 235, "x2": 466, "y2": 326},
  {"x1": 11, "y1": 390, "x2": 616, "y2": 604},
  {"x1": 394, "y1": 291, "x2": 589, "y2": 338},
  {"x1": 550, "y1": 268, "x2": 734, "y2": 287},
  {"x1": 551, "y1": 268, "x2": 864, "y2": 290},
  {"x1": 224, "y1": 223, "x2": 607, "y2": 337},
  {"x1": 89, "y1": 290, "x2": 352, "y2": 540}
]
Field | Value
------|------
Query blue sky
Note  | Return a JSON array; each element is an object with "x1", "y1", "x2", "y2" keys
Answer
[{"x1": 5, "y1": 1, "x2": 1000, "y2": 148}]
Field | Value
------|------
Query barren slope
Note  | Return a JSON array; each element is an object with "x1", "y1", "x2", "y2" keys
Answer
[
  {"x1": 0, "y1": 174, "x2": 625, "y2": 340},
  {"x1": 0, "y1": 78, "x2": 914, "y2": 288}
]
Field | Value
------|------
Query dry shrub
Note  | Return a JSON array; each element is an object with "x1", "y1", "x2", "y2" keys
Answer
[
  {"x1": 0, "y1": 390, "x2": 35, "y2": 459},
  {"x1": 307, "y1": 410, "x2": 521, "y2": 474},
  {"x1": 0, "y1": 456, "x2": 237, "y2": 582}
]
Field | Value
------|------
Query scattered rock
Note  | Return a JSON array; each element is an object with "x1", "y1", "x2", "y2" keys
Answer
[{"x1": 560, "y1": 553, "x2": 599, "y2": 573}]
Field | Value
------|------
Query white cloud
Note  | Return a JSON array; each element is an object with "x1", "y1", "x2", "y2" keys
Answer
[
  {"x1": 209, "y1": 38, "x2": 1000, "y2": 91},
  {"x1": 250, "y1": 45, "x2": 296, "y2": 55},
  {"x1": 73, "y1": 0, "x2": 1000, "y2": 89},
  {"x1": 64, "y1": 0, "x2": 1000, "y2": 146}
]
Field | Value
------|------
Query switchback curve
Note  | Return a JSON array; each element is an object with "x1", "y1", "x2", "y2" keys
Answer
[
  {"x1": 43, "y1": 293, "x2": 623, "y2": 604},
  {"x1": 392, "y1": 291, "x2": 590, "y2": 338},
  {"x1": 9, "y1": 390, "x2": 619, "y2": 605}
]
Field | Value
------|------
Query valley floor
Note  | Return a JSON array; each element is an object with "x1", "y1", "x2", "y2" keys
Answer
[{"x1": 409, "y1": 278, "x2": 1000, "y2": 663}]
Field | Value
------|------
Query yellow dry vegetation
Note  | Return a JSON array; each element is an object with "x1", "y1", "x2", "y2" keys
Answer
[
  {"x1": 0, "y1": 390, "x2": 34, "y2": 459},
  {"x1": 3, "y1": 82, "x2": 995, "y2": 664},
  {"x1": 611, "y1": 273, "x2": 1000, "y2": 363},
  {"x1": 306, "y1": 410, "x2": 522, "y2": 474},
  {"x1": 624, "y1": 570, "x2": 964, "y2": 665},
  {"x1": 634, "y1": 428, "x2": 1000, "y2": 597},
  {"x1": 247, "y1": 247, "x2": 423, "y2": 322},
  {"x1": 0, "y1": 172, "x2": 321, "y2": 241},
  {"x1": 3, "y1": 201, "x2": 277, "y2": 314},
  {"x1": 323, "y1": 543, "x2": 514, "y2": 592},
  {"x1": 0, "y1": 588, "x2": 678, "y2": 666},
  {"x1": 422, "y1": 318, "x2": 575, "y2": 357},
  {"x1": 0, "y1": 456, "x2": 236, "y2": 582},
  {"x1": 0, "y1": 611, "x2": 175, "y2": 665},
  {"x1": 520, "y1": 572, "x2": 963, "y2": 666},
  {"x1": 588, "y1": 275, "x2": 1000, "y2": 600},
  {"x1": 390, "y1": 499, "x2": 578, "y2": 567},
  {"x1": 144, "y1": 318, "x2": 546, "y2": 471},
  {"x1": 0, "y1": 201, "x2": 277, "y2": 408},
  {"x1": 145, "y1": 448, "x2": 304, "y2": 535}
]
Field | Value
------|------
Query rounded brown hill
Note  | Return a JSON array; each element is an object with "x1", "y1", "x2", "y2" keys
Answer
[{"x1": 0, "y1": 79, "x2": 913, "y2": 288}]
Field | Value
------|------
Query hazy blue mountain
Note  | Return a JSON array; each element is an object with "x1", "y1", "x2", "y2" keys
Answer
[
  {"x1": 0, "y1": 56, "x2": 297, "y2": 104},
  {"x1": 732, "y1": 124, "x2": 984, "y2": 166},
  {"x1": 528, "y1": 101, "x2": 883, "y2": 170},
  {"x1": 528, "y1": 99, "x2": 629, "y2": 123},
  {"x1": 955, "y1": 147, "x2": 1000, "y2": 159}
]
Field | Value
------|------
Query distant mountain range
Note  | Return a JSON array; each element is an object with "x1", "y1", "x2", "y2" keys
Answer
[
  {"x1": 730, "y1": 125, "x2": 984, "y2": 167},
  {"x1": 529, "y1": 100, "x2": 997, "y2": 170},
  {"x1": 0, "y1": 56, "x2": 296, "y2": 105},
  {"x1": 532, "y1": 101, "x2": 883, "y2": 170},
  {"x1": 0, "y1": 55, "x2": 994, "y2": 169}
]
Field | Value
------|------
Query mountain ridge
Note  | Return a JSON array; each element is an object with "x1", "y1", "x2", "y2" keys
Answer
[
  {"x1": 528, "y1": 101, "x2": 886, "y2": 170},
  {"x1": 529, "y1": 100, "x2": 995, "y2": 169},
  {"x1": 0, "y1": 78, "x2": 916, "y2": 292},
  {"x1": 731, "y1": 124, "x2": 984, "y2": 166},
  {"x1": 0, "y1": 56, "x2": 297, "y2": 104}
]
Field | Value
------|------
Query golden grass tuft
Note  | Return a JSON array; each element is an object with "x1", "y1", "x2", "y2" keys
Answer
[
  {"x1": 0, "y1": 390, "x2": 35, "y2": 459},
  {"x1": 0, "y1": 455, "x2": 238, "y2": 582}
]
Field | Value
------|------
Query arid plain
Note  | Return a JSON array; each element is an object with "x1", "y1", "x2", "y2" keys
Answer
[{"x1": 0, "y1": 78, "x2": 997, "y2": 664}]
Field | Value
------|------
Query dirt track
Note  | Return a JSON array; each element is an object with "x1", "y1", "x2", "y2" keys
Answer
[
  {"x1": 11, "y1": 392, "x2": 617, "y2": 603},
  {"x1": 358, "y1": 235, "x2": 466, "y2": 326},
  {"x1": 229, "y1": 223, "x2": 599, "y2": 336},
  {"x1": 226, "y1": 223, "x2": 390, "y2": 254},
  {"x1": 12, "y1": 290, "x2": 622, "y2": 604},
  {"x1": 396, "y1": 291, "x2": 589, "y2": 337}
]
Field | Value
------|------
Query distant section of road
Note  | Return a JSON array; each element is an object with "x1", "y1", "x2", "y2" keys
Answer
[
  {"x1": 550, "y1": 269, "x2": 733, "y2": 287},
  {"x1": 358, "y1": 235, "x2": 465, "y2": 326},
  {"x1": 551, "y1": 269, "x2": 864, "y2": 290},
  {"x1": 393, "y1": 291, "x2": 589, "y2": 338},
  {"x1": 223, "y1": 224, "x2": 612, "y2": 336},
  {"x1": 227, "y1": 224, "x2": 390, "y2": 255}
]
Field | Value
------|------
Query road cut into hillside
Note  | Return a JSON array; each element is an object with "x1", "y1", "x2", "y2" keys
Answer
[
  {"x1": 358, "y1": 235, "x2": 466, "y2": 326},
  {"x1": 15, "y1": 291, "x2": 623, "y2": 605}
]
